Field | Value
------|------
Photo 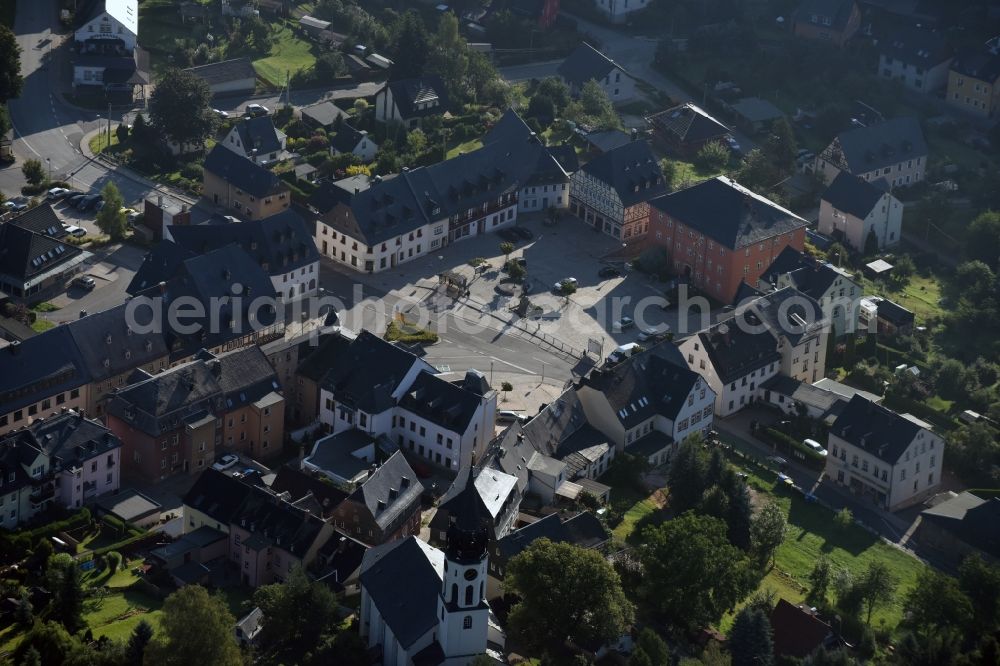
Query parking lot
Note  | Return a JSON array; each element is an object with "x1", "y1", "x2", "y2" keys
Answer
[
  {"x1": 41, "y1": 242, "x2": 145, "y2": 323},
  {"x1": 316, "y1": 212, "x2": 725, "y2": 362}
]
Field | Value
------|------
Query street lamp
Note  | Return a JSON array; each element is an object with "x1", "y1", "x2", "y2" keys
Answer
[{"x1": 46, "y1": 158, "x2": 51, "y2": 183}]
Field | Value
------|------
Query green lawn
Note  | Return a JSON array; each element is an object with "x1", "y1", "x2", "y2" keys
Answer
[
  {"x1": 31, "y1": 319, "x2": 56, "y2": 333},
  {"x1": 83, "y1": 588, "x2": 164, "y2": 642},
  {"x1": 861, "y1": 273, "x2": 943, "y2": 324},
  {"x1": 446, "y1": 139, "x2": 484, "y2": 159},
  {"x1": 718, "y1": 461, "x2": 926, "y2": 635},
  {"x1": 252, "y1": 23, "x2": 316, "y2": 88},
  {"x1": 31, "y1": 302, "x2": 59, "y2": 313},
  {"x1": 671, "y1": 159, "x2": 726, "y2": 191},
  {"x1": 612, "y1": 495, "x2": 659, "y2": 543},
  {"x1": 89, "y1": 131, "x2": 121, "y2": 155}
]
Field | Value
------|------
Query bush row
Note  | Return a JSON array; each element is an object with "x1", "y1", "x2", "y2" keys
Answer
[{"x1": 759, "y1": 427, "x2": 827, "y2": 468}]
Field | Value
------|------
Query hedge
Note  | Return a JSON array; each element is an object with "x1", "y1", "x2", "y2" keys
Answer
[
  {"x1": 882, "y1": 394, "x2": 959, "y2": 432},
  {"x1": 760, "y1": 427, "x2": 827, "y2": 469}
]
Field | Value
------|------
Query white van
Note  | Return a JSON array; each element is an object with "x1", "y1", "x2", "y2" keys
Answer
[
  {"x1": 803, "y1": 438, "x2": 828, "y2": 456},
  {"x1": 607, "y1": 343, "x2": 640, "y2": 364}
]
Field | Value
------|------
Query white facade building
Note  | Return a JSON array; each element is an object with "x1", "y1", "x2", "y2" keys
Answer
[
  {"x1": 819, "y1": 172, "x2": 903, "y2": 253},
  {"x1": 825, "y1": 395, "x2": 944, "y2": 511},
  {"x1": 74, "y1": 0, "x2": 138, "y2": 51}
]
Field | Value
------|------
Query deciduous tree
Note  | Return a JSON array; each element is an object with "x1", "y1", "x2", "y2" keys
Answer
[
  {"x1": 0, "y1": 25, "x2": 23, "y2": 103},
  {"x1": 149, "y1": 68, "x2": 214, "y2": 149},
  {"x1": 639, "y1": 513, "x2": 753, "y2": 630},
  {"x1": 96, "y1": 181, "x2": 128, "y2": 241},
  {"x1": 750, "y1": 500, "x2": 787, "y2": 569},
  {"x1": 21, "y1": 158, "x2": 45, "y2": 186},
  {"x1": 144, "y1": 586, "x2": 242, "y2": 666},
  {"x1": 505, "y1": 539, "x2": 634, "y2": 654},
  {"x1": 667, "y1": 438, "x2": 708, "y2": 514},
  {"x1": 254, "y1": 566, "x2": 339, "y2": 662},
  {"x1": 855, "y1": 561, "x2": 896, "y2": 625},
  {"x1": 959, "y1": 555, "x2": 1000, "y2": 631},
  {"x1": 904, "y1": 570, "x2": 973, "y2": 635}
]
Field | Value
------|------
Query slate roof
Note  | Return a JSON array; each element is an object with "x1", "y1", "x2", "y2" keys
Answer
[
  {"x1": 435, "y1": 464, "x2": 518, "y2": 529},
  {"x1": 348, "y1": 451, "x2": 422, "y2": 531},
  {"x1": 183, "y1": 468, "x2": 257, "y2": 526},
  {"x1": 106, "y1": 347, "x2": 279, "y2": 437},
  {"x1": 296, "y1": 331, "x2": 354, "y2": 382},
  {"x1": 384, "y1": 76, "x2": 448, "y2": 119},
  {"x1": 270, "y1": 466, "x2": 347, "y2": 518},
  {"x1": 770, "y1": 599, "x2": 832, "y2": 658},
  {"x1": 397, "y1": 371, "x2": 484, "y2": 434},
  {"x1": 495, "y1": 511, "x2": 608, "y2": 565},
  {"x1": 359, "y1": 536, "x2": 444, "y2": 649},
  {"x1": 880, "y1": 26, "x2": 951, "y2": 67},
  {"x1": 759, "y1": 246, "x2": 847, "y2": 300},
  {"x1": 547, "y1": 144, "x2": 580, "y2": 173},
  {"x1": 0, "y1": 328, "x2": 88, "y2": 416},
  {"x1": 521, "y1": 388, "x2": 589, "y2": 458},
  {"x1": 580, "y1": 342, "x2": 701, "y2": 428},
  {"x1": 9, "y1": 204, "x2": 67, "y2": 238},
  {"x1": 0, "y1": 222, "x2": 82, "y2": 282},
  {"x1": 483, "y1": 109, "x2": 569, "y2": 185},
  {"x1": 231, "y1": 485, "x2": 328, "y2": 556},
  {"x1": 301, "y1": 100, "x2": 350, "y2": 128},
  {"x1": 829, "y1": 117, "x2": 927, "y2": 175},
  {"x1": 484, "y1": 423, "x2": 536, "y2": 493},
  {"x1": 579, "y1": 140, "x2": 667, "y2": 207},
  {"x1": 203, "y1": 144, "x2": 287, "y2": 199},
  {"x1": 647, "y1": 103, "x2": 730, "y2": 144},
  {"x1": 876, "y1": 298, "x2": 914, "y2": 327},
  {"x1": 321, "y1": 330, "x2": 423, "y2": 413},
  {"x1": 558, "y1": 42, "x2": 625, "y2": 88},
  {"x1": 167, "y1": 209, "x2": 319, "y2": 277},
  {"x1": 749, "y1": 286, "x2": 826, "y2": 346},
  {"x1": 331, "y1": 123, "x2": 368, "y2": 154},
  {"x1": 792, "y1": 0, "x2": 857, "y2": 30},
  {"x1": 127, "y1": 241, "x2": 197, "y2": 295},
  {"x1": 650, "y1": 176, "x2": 807, "y2": 250},
  {"x1": 231, "y1": 116, "x2": 285, "y2": 156},
  {"x1": 183, "y1": 57, "x2": 256, "y2": 87},
  {"x1": 921, "y1": 492, "x2": 1000, "y2": 558},
  {"x1": 760, "y1": 375, "x2": 847, "y2": 422},
  {"x1": 698, "y1": 318, "x2": 781, "y2": 384},
  {"x1": 65, "y1": 303, "x2": 170, "y2": 382},
  {"x1": 822, "y1": 171, "x2": 888, "y2": 219},
  {"x1": 0, "y1": 435, "x2": 40, "y2": 494},
  {"x1": 19, "y1": 411, "x2": 121, "y2": 469},
  {"x1": 950, "y1": 50, "x2": 1000, "y2": 84},
  {"x1": 130, "y1": 244, "x2": 278, "y2": 358},
  {"x1": 830, "y1": 394, "x2": 924, "y2": 464}
]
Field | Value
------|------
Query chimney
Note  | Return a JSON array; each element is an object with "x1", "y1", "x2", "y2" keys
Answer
[
  {"x1": 158, "y1": 281, "x2": 168, "y2": 294},
  {"x1": 631, "y1": 127, "x2": 638, "y2": 142},
  {"x1": 8, "y1": 340, "x2": 20, "y2": 355},
  {"x1": 157, "y1": 195, "x2": 163, "y2": 207}
]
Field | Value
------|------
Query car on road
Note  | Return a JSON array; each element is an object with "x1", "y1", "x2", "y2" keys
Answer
[
  {"x1": 607, "y1": 342, "x2": 640, "y2": 364},
  {"x1": 46, "y1": 187, "x2": 72, "y2": 200},
  {"x1": 803, "y1": 438, "x2": 828, "y2": 456},
  {"x1": 497, "y1": 228, "x2": 520, "y2": 242},
  {"x1": 511, "y1": 226, "x2": 533, "y2": 240},
  {"x1": 598, "y1": 266, "x2": 621, "y2": 278},
  {"x1": 2, "y1": 200, "x2": 27, "y2": 212},
  {"x1": 613, "y1": 316, "x2": 635, "y2": 331},
  {"x1": 65, "y1": 193, "x2": 87, "y2": 207},
  {"x1": 212, "y1": 454, "x2": 239, "y2": 471},
  {"x1": 767, "y1": 455, "x2": 788, "y2": 469},
  {"x1": 62, "y1": 224, "x2": 86, "y2": 238},
  {"x1": 497, "y1": 410, "x2": 528, "y2": 424},
  {"x1": 212, "y1": 109, "x2": 230, "y2": 119},
  {"x1": 246, "y1": 103, "x2": 269, "y2": 117},
  {"x1": 553, "y1": 277, "x2": 578, "y2": 293},
  {"x1": 637, "y1": 326, "x2": 667, "y2": 342},
  {"x1": 72, "y1": 275, "x2": 96, "y2": 291}
]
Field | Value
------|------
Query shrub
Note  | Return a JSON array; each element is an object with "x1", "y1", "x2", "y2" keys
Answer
[
  {"x1": 179, "y1": 163, "x2": 203, "y2": 181},
  {"x1": 695, "y1": 140, "x2": 730, "y2": 171},
  {"x1": 384, "y1": 321, "x2": 439, "y2": 345}
]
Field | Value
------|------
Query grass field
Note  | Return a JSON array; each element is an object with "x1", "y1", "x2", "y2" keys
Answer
[
  {"x1": 861, "y1": 273, "x2": 944, "y2": 324},
  {"x1": 446, "y1": 139, "x2": 484, "y2": 159},
  {"x1": 251, "y1": 23, "x2": 315, "y2": 88},
  {"x1": 718, "y1": 461, "x2": 926, "y2": 635},
  {"x1": 31, "y1": 319, "x2": 56, "y2": 333},
  {"x1": 89, "y1": 132, "x2": 121, "y2": 155},
  {"x1": 612, "y1": 494, "x2": 661, "y2": 543},
  {"x1": 671, "y1": 159, "x2": 727, "y2": 191}
]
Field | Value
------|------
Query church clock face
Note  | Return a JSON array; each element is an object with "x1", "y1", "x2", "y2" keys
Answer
[{"x1": 464, "y1": 568, "x2": 478, "y2": 581}]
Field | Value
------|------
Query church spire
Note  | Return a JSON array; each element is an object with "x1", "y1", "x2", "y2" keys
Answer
[{"x1": 445, "y1": 457, "x2": 490, "y2": 564}]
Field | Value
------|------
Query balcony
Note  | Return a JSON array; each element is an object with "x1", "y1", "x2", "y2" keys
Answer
[
  {"x1": 83, "y1": 480, "x2": 98, "y2": 499},
  {"x1": 29, "y1": 481, "x2": 56, "y2": 507}
]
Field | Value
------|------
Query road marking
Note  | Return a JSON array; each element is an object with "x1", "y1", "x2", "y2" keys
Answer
[{"x1": 489, "y1": 356, "x2": 532, "y2": 373}]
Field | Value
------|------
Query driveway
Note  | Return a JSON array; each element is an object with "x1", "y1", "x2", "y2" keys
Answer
[{"x1": 42, "y1": 242, "x2": 146, "y2": 323}]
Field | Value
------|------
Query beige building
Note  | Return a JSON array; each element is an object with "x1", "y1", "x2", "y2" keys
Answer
[
  {"x1": 816, "y1": 117, "x2": 927, "y2": 188},
  {"x1": 202, "y1": 144, "x2": 291, "y2": 220},
  {"x1": 826, "y1": 395, "x2": 944, "y2": 511},
  {"x1": 946, "y1": 52, "x2": 1000, "y2": 119}
]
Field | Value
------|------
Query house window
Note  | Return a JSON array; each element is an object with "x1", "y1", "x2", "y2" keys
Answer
[{"x1": 463, "y1": 616, "x2": 473, "y2": 629}]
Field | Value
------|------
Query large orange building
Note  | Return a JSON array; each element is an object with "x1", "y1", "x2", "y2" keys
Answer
[{"x1": 648, "y1": 177, "x2": 808, "y2": 304}]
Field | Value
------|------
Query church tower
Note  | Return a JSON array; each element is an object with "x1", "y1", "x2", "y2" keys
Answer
[{"x1": 437, "y1": 462, "x2": 491, "y2": 663}]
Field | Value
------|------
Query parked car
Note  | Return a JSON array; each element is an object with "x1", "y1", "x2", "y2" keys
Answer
[
  {"x1": 613, "y1": 316, "x2": 635, "y2": 331},
  {"x1": 65, "y1": 193, "x2": 87, "y2": 207},
  {"x1": 46, "y1": 187, "x2": 72, "y2": 200},
  {"x1": 553, "y1": 277, "x2": 578, "y2": 293},
  {"x1": 803, "y1": 438, "x2": 828, "y2": 456},
  {"x1": 497, "y1": 410, "x2": 528, "y2": 424},
  {"x1": 212, "y1": 108, "x2": 230, "y2": 119},
  {"x1": 511, "y1": 226, "x2": 533, "y2": 240},
  {"x1": 607, "y1": 342, "x2": 640, "y2": 364},
  {"x1": 2, "y1": 200, "x2": 27, "y2": 212},
  {"x1": 246, "y1": 103, "x2": 269, "y2": 117},
  {"x1": 77, "y1": 194, "x2": 102, "y2": 211},
  {"x1": 212, "y1": 454, "x2": 239, "y2": 471},
  {"x1": 497, "y1": 228, "x2": 520, "y2": 242},
  {"x1": 72, "y1": 275, "x2": 96, "y2": 291},
  {"x1": 598, "y1": 266, "x2": 621, "y2": 278},
  {"x1": 62, "y1": 224, "x2": 86, "y2": 238},
  {"x1": 637, "y1": 326, "x2": 667, "y2": 342}
]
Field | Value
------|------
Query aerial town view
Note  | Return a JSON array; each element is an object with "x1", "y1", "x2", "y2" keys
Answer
[{"x1": 0, "y1": 0, "x2": 999, "y2": 663}]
